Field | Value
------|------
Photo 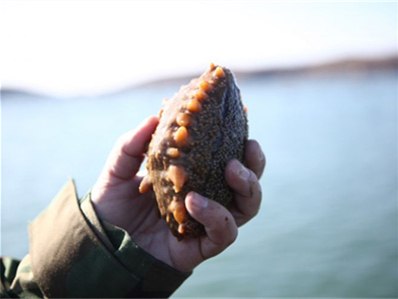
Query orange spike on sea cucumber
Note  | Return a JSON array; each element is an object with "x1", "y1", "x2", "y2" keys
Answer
[
  {"x1": 195, "y1": 89, "x2": 207, "y2": 101},
  {"x1": 174, "y1": 205, "x2": 187, "y2": 224},
  {"x1": 199, "y1": 81, "x2": 212, "y2": 92},
  {"x1": 215, "y1": 66, "x2": 225, "y2": 78},
  {"x1": 187, "y1": 99, "x2": 201, "y2": 113},
  {"x1": 166, "y1": 147, "x2": 180, "y2": 158},
  {"x1": 178, "y1": 224, "x2": 185, "y2": 234},
  {"x1": 139, "y1": 175, "x2": 152, "y2": 194},
  {"x1": 174, "y1": 126, "x2": 188, "y2": 146},
  {"x1": 176, "y1": 113, "x2": 191, "y2": 127},
  {"x1": 168, "y1": 165, "x2": 187, "y2": 193}
]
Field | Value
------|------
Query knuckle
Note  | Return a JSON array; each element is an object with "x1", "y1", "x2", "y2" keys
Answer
[
  {"x1": 247, "y1": 173, "x2": 257, "y2": 197},
  {"x1": 244, "y1": 180, "x2": 261, "y2": 219},
  {"x1": 235, "y1": 170, "x2": 256, "y2": 198},
  {"x1": 245, "y1": 207, "x2": 258, "y2": 221},
  {"x1": 224, "y1": 216, "x2": 238, "y2": 246},
  {"x1": 250, "y1": 206, "x2": 259, "y2": 219}
]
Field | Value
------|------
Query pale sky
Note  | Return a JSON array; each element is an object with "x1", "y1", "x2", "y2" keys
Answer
[{"x1": 1, "y1": 1, "x2": 397, "y2": 97}]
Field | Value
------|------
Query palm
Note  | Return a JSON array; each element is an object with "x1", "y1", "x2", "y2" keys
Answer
[{"x1": 95, "y1": 175, "x2": 203, "y2": 271}]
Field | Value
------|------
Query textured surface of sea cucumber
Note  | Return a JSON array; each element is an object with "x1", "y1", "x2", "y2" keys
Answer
[{"x1": 140, "y1": 64, "x2": 248, "y2": 239}]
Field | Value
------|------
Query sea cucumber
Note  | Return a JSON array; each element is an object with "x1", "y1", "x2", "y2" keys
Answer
[{"x1": 140, "y1": 64, "x2": 248, "y2": 239}]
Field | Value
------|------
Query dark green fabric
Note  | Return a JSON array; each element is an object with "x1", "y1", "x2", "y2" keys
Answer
[
  {"x1": 1, "y1": 180, "x2": 191, "y2": 298},
  {"x1": 65, "y1": 246, "x2": 138, "y2": 298},
  {"x1": 1, "y1": 257, "x2": 15, "y2": 297}
]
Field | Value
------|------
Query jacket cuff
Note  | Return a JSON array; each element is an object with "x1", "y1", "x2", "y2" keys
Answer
[{"x1": 29, "y1": 180, "x2": 190, "y2": 298}]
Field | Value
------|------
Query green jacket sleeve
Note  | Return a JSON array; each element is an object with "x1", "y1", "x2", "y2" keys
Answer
[{"x1": 0, "y1": 180, "x2": 191, "y2": 298}]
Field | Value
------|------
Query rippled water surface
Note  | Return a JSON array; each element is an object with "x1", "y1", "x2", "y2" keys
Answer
[{"x1": 2, "y1": 70, "x2": 397, "y2": 297}]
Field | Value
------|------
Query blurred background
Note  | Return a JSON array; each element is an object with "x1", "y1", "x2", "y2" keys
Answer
[{"x1": 1, "y1": 1, "x2": 397, "y2": 298}]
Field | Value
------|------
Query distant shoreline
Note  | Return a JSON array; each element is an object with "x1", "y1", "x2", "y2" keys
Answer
[
  {"x1": 136, "y1": 55, "x2": 398, "y2": 89},
  {"x1": 2, "y1": 55, "x2": 397, "y2": 97}
]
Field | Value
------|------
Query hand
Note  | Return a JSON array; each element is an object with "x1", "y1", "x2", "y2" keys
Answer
[{"x1": 91, "y1": 116, "x2": 265, "y2": 272}]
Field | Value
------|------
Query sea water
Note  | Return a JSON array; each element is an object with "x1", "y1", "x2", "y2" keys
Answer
[{"x1": 2, "y1": 70, "x2": 397, "y2": 297}]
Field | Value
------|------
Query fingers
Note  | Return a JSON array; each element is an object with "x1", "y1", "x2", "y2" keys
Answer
[
  {"x1": 225, "y1": 159, "x2": 262, "y2": 227},
  {"x1": 185, "y1": 192, "x2": 238, "y2": 259},
  {"x1": 103, "y1": 116, "x2": 159, "y2": 181},
  {"x1": 244, "y1": 139, "x2": 266, "y2": 179}
]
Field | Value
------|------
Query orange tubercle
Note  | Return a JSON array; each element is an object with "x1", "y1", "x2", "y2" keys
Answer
[
  {"x1": 178, "y1": 224, "x2": 185, "y2": 234},
  {"x1": 199, "y1": 81, "x2": 212, "y2": 92},
  {"x1": 174, "y1": 126, "x2": 188, "y2": 146},
  {"x1": 215, "y1": 66, "x2": 225, "y2": 78},
  {"x1": 166, "y1": 147, "x2": 180, "y2": 158},
  {"x1": 187, "y1": 99, "x2": 202, "y2": 113},
  {"x1": 195, "y1": 89, "x2": 207, "y2": 101},
  {"x1": 173, "y1": 205, "x2": 187, "y2": 224},
  {"x1": 176, "y1": 113, "x2": 191, "y2": 127},
  {"x1": 168, "y1": 165, "x2": 187, "y2": 193},
  {"x1": 209, "y1": 62, "x2": 216, "y2": 70},
  {"x1": 139, "y1": 175, "x2": 152, "y2": 194}
]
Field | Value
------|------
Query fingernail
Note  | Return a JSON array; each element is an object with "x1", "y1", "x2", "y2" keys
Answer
[
  {"x1": 234, "y1": 161, "x2": 250, "y2": 180},
  {"x1": 190, "y1": 192, "x2": 208, "y2": 211}
]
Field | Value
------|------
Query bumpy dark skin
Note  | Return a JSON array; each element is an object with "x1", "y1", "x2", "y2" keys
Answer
[{"x1": 140, "y1": 65, "x2": 248, "y2": 239}]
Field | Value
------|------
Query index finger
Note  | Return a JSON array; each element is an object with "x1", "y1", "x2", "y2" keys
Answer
[{"x1": 102, "y1": 116, "x2": 159, "y2": 181}]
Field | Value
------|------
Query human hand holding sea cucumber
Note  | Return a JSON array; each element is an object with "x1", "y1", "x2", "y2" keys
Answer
[{"x1": 91, "y1": 116, "x2": 265, "y2": 272}]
